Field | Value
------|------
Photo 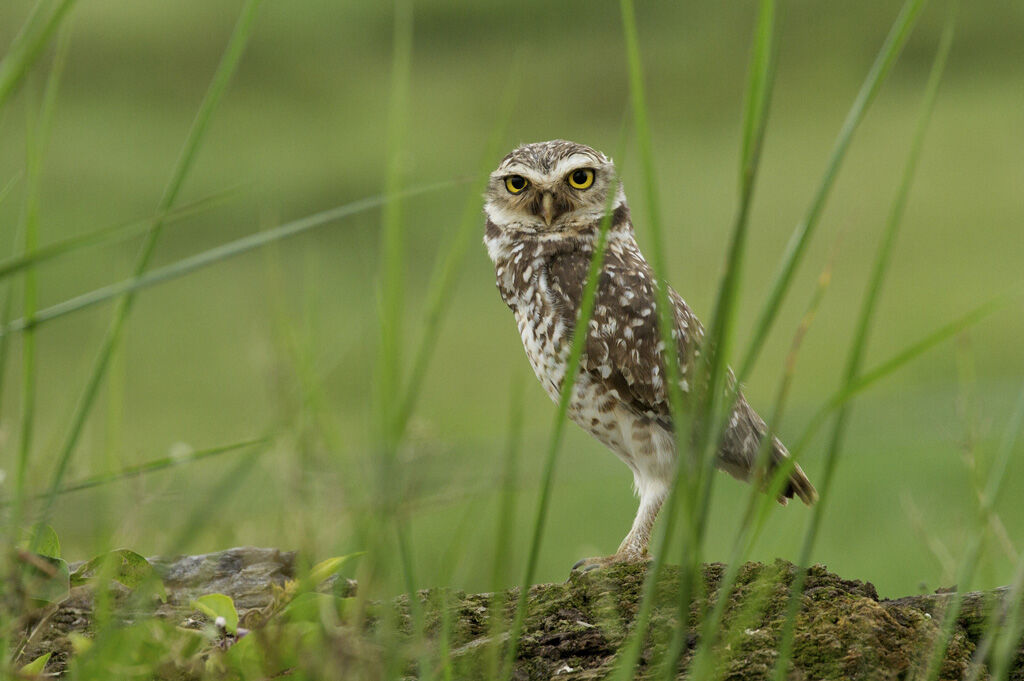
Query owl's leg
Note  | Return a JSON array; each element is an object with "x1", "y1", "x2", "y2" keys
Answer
[
  {"x1": 571, "y1": 483, "x2": 667, "y2": 573},
  {"x1": 617, "y1": 483, "x2": 667, "y2": 558}
]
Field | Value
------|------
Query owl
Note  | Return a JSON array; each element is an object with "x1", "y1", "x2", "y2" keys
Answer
[{"x1": 483, "y1": 140, "x2": 817, "y2": 570}]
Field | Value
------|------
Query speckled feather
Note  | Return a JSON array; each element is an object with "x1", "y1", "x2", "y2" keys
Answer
[{"x1": 484, "y1": 141, "x2": 816, "y2": 561}]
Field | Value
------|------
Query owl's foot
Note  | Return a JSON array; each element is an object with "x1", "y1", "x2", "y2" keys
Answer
[{"x1": 571, "y1": 552, "x2": 649, "y2": 574}]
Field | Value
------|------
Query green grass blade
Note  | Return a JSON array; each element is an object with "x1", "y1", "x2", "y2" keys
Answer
[
  {"x1": 772, "y1": 11, "x2": 955, "y2": 676},
  {"x1": 0, "y1": 286, "x2": 14, "y2": 417},
  {"x1": 391, "y1": 75, "x2": 519, "y2": 444},
  {"x1": 164, "y1": 437, "x2": 272, "y2": 554},
  {"x1": 370, "y1": 2, "x2": 432, "y2": 677},
  {"x1": 617, "y1": 0, "x2": 687, "y2": 459},
  {"x1": 988, "y1": 543, "x2": 1024, "y2": 680},
  {"x1": 2, "y1": 438, "x2": 266, "y2": 503},
  {"x1": 691, "y1": 0, "x2": 779, "y2": 514},
  {"x1": 922, "y1": 379, "x2": 1024, "y2": 680},
  {"x1": 738, "y1": 0, "x2": 930, "y2": 382},
  {"x1": 750, "y1": 291, "x2": 1012, "y2": 536},
  {"x1": 703, "y1": 0, "x2": 778, "y2": 385},
  {"x1": 492, "y1": 374, "x2": 524, "y2": 592},
  {"x1": 34, "y1": 0, "x2": 264, "y2": 540},
  {"x1": 662, "y1": 3, "x2": 780, "y2": 677},
  {"x1": 610, "y1": 3, "x2": 695, "y2": 679},
  {"x1": 965, "y1": 402, "x2": 1024, "y2": 681},
  {"x1": 0, "y1": 173, "x2": 23, "y2": 406},
  {"x1": 0, "y1": 171, "x2": 21, "y2": 418},
  {"x1": 0, "y1": 187, "x2": 244, "y2": 283},
  {"x1": 500, "y1": 141, "x2": 625, "y2": 681},
  {"x1": 374, "y1": 0, "x2": 413, "y2": 454},
  {"x1": 791, "y1": 293, "x2": 1009, "y2": 460},
  {"x1": 0, "y1": 0, "x2": 77, "y2": 112},
  {"x1": 11, "y1": 22, "x2": 70, "y2": 548},
  {"x1": 0, "y1": 180, "x2": 464, "y2": 339},
  {"x1": 981, "y1": 387, "x2": 1024, "y2": 512},
  {"x1": 687, "y1": 238, "x2": 839, "y2": 681},
  {"x1": 738, "y1": 0, "x2": 777, "y2": 187},
  {"x1": 487, "y1": 375, "x2": 525, "y2": 678}
]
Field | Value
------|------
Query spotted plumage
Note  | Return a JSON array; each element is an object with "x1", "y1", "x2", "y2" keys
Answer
[{"x1": 484, "y1": 140, "x2": 817, "y2": 568}]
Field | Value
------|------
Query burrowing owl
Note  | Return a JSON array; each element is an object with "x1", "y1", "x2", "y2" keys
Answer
[{"x1": 483, "y1": 140, "x2": 817, "y2": 569}]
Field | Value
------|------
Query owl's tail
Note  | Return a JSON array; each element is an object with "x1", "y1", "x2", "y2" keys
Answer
[
  {"x1": 770, "y1": 436, "x2": 818, "y2": 507},
  {"x1": 717, "y1": 394, "x2": 818, "y2": 506}
]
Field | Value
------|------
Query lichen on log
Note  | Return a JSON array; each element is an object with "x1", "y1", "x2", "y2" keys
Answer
[{"x1": 12, "y1": 547, "x2": 1024, "y2": 679}]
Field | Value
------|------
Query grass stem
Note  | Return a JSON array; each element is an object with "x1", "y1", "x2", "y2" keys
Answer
[
  {"x1": 772, "y1": 8, "x2": 953, "y2": 677},
  {"x1": 34, "y1": 0, "x2": 264, "y2": 542}
]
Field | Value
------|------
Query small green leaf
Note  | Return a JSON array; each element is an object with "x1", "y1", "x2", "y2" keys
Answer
[
  {"x1": 306, "y1": 552, "x2": 363, "y2": 587},
  {"x1": 21, "y1": 525, "x2": 60, "y2": 559},
  {"x1": 70, "y1": 549, "x2": 166, "y2": 599},
  {"x1": 19, "y1": 651, "x2": 51, "y2": 674},
  {"x1": 191, "y1": 593, "x2": 239, "y2": 634}
]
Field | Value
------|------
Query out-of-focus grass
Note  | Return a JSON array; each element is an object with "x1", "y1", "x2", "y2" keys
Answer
[{"x1": 0, "y1": 0, "x2": 1021, "y2": 607}]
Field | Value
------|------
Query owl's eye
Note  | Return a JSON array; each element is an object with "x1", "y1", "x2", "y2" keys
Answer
[
  {"x1": 505, "y1": 175, "x2": 529, "y2": 194},
  {"x1": 567, "y1": 168, "x2": 595, "y2": 190}
]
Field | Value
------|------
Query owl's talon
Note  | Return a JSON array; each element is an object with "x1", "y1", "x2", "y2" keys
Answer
[{"x1": 570, "y1": 554, "x2": 632, "y2": 574}]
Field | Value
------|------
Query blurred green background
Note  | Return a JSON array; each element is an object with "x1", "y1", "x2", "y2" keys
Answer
[{"x1": 0, "y1": 0, "x2": 1022, "y2": 600}]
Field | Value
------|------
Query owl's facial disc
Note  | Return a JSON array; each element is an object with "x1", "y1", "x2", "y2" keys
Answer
[
  {"x1": 485, "y1": 142, "x2": 618, "y2": 235},
  {"x1": 490, "y1": 167, "x2": 604, "y2": 231}
]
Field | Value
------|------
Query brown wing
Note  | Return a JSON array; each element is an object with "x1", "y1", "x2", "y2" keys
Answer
[
  {"x1": 545, "y1": 238, "x2": 817, "y2": 506},
  {"x1": 545, "y1": 239, "x2": 703, "y2": 429}
]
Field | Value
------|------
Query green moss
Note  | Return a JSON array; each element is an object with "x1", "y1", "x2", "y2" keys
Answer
[
  {"x1": 418, "y1": 559, "x2": 984, "y2": 680},
  {"x1": 13, "y1": 553, "x2": 1010, "y2": 679}
]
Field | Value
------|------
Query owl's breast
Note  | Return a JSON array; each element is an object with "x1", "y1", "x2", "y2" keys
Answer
[
  {"x1": 512, "y1": 263, "x2": 571, "y2": 403},
  {"x1": 503, "y1": 255, "x2": 666, "y2": 467},
  {"x1": 514, "y1": 294, "x2": 643, "y2": 463}
]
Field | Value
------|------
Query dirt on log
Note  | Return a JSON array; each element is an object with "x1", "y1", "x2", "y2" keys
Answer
[{"x1": 15, "y1": 547, "x2": 1024, "y2": 679}]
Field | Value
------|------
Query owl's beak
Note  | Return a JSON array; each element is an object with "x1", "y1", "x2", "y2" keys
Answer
[{"x1": 539, "y1": 191, "x2": 557, "y2": 227}]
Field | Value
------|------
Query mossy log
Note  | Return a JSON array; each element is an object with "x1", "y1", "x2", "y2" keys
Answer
[
  {"x1": 403, "y1": 560, "x2": 1023, "y2": 680},
  {"x1": 15, "y1": 547, "x2": 1024, "y2": 679}
]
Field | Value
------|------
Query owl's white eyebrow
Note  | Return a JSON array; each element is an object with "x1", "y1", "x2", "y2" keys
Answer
[
  {"x1": 551, "y1": 154, "x2": 599, "y2": 177},
  {"x1": 498, "y1": 155, "x2": 599, "y2": 182},
  {"x1": 498, "y1": 163, "x2": 536, "y2": 177}
]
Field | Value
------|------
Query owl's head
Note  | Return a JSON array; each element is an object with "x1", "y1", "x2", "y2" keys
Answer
[{"x1": 484, "y1": 140, "x2": 623, "y2": 235}]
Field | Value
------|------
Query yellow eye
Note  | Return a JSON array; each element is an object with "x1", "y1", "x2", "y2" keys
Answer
[
  {"x1": 567, "y1": 168, "x2": 595, "y2": 190},
  {"x1": 505, "y1": 175, "x2": 529, "y2": 194}
]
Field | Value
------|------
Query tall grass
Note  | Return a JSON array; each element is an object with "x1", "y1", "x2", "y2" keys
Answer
[
  {"x1": 772, "y1": 4, "x2": 954, "y2": 677},
  {"x1": 661, "y1": 2, "x2": 781, "y2": 676},
  {"x1": 8, "y1": 21, "x2": 68, "y2": 550},
  {"x1": 738, "y1": 0, "x2": 931, "y2": 383},
  {"x1": 608, "y1": 0, "x2": 1008, "y2": 678},
  {"x1": 0, "y1": 180, "x2": 465, "y2": 338},
  {"x1": 920, "y1": 377, "x2": 1024, "y2": 680},
  {"x1": 607, "y1": 2, "x2": 696, "y2": 678},
  {"x1": 33, "y1": 0, "x2": 265, "y2": 545},
  {"x1": 0, "y1": 0, "x2": 76, "y2": 111},
  {"x1": 687, "y1": 236, "x2": 842, "y2": 681},
  {"x1": 611, "y1": 1, "x2": 780, "y2": 678},
  {"x1": 0, "y1": 186, "x2": 243, "y2": 283},
  {"x1": 1, "y1": 1, "x2": 265, "y2": 673},
  {"x1": 1, "y1": 0, "x2": 1021, "y2": 678}
]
